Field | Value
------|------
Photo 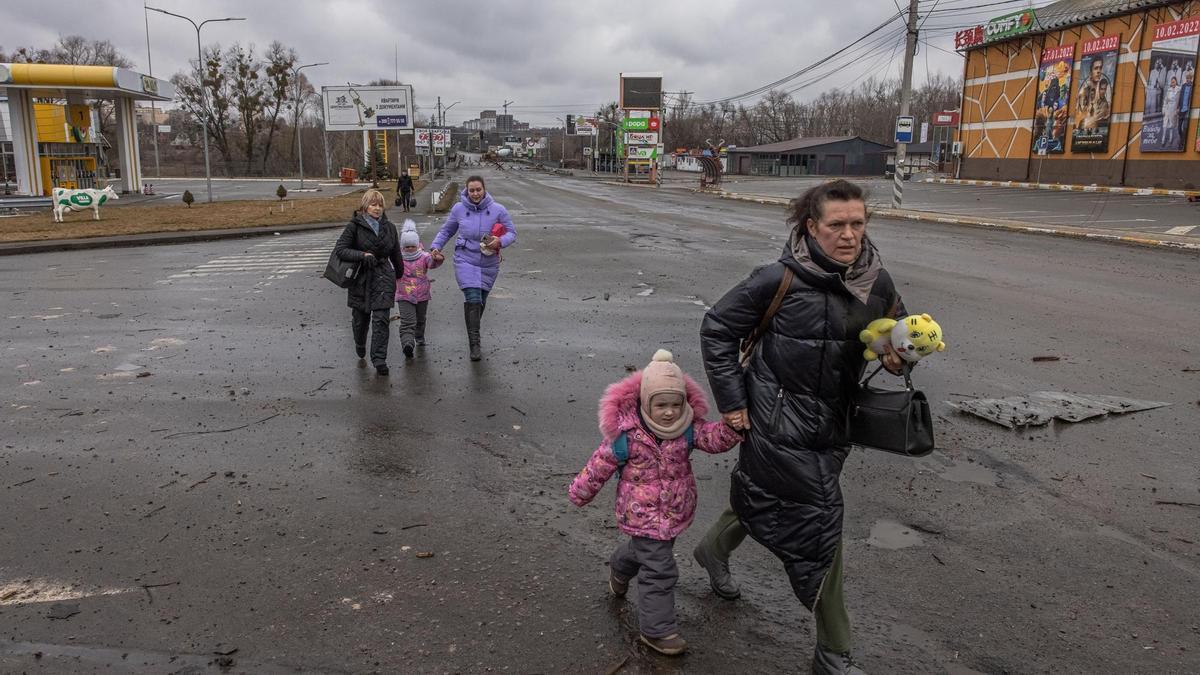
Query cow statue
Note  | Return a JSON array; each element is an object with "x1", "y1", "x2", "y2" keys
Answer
[{"x1": 52, "y1": 185, "x2": 119, "y2": 222}]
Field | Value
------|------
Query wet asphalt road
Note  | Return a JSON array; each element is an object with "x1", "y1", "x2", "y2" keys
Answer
[
  {"x1": 668, "y1": 173, "x2": 1200, "y2": 238},
  {"x1": 2, "y1": 167, "x2": 1198, "y2": 674}
]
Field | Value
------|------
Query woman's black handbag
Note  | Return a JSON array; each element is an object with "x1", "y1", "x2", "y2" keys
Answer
[
  {"x1": 848, "y1": 364, "x2": 934, "y2": 456},
  {"x1": 323, "y1": 248, "x2": 360, "y2": 288}
]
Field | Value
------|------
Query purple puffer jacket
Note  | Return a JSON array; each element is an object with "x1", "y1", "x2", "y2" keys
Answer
[
  {"x1": 568, "y1": 371, "x2": 742, "y2": 541},
  {"x1": 430, "y1": 190, "x2": 516, "y2": 291}
]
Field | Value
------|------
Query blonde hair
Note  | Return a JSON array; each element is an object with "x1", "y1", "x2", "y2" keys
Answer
[{"x1": 360, "y1": 189, "x2": 385, "y2": 211}]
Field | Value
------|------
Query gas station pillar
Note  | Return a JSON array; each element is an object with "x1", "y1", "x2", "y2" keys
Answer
[
  {"x1": 113, "y1": 97, "x2": 142, "y2": 193},
  {"x1": 7, "y1": 90, "x2": 41, "y2": 196}
]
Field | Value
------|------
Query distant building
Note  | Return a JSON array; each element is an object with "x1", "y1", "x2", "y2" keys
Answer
[
  {"x1": 496, "y1": 114, "x2": 513, "y2": 133},
  {"x1": 726, "y1": 136, "x2": 891, "y2": 176}
]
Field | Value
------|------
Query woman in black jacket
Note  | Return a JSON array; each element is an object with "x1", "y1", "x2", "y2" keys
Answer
[
  {"x1": 334, "y1": 189, "x2": 404, "y2": 375},
  {"x1": 695, "y1": 180, "x2": 906, "y2": 675}
]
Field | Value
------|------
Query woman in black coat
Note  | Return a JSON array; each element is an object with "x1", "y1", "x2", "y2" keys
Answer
[
  {"x1": 695, "y1": 180, "x2": 906, "y2": 674},
  {"x1": 333, "y1": 189, "x2": 404, "y2": 375}
]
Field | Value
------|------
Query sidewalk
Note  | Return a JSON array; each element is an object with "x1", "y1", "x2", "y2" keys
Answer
[
  {"x1": 922, "y1": 176, "x2": 1200, "y2": 198},
  {"x1": 704, "y1": 189, "x2": 1200, "y2": 253}
]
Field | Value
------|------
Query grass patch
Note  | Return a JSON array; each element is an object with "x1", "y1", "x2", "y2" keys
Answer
[{"x1": 0, "y1": 181, "x2": 426, "y2": 243}]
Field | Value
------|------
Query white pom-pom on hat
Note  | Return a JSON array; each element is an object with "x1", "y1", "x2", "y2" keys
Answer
[
  {"x1": 651, "y1": 349, "x2": 674, "y2": 363},
  {"x1": 402, "y1": 219, "x2": 417, "y2": 232}
]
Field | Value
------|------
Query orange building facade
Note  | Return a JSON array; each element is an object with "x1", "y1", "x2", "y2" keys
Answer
[{"x1": 957, "y1": 0, "x2": 1199, "y2": 188}]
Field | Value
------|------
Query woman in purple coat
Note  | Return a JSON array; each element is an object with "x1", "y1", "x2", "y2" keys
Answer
[{"x1": 430, "y1": 175, "x2": 517, "y2": 361}]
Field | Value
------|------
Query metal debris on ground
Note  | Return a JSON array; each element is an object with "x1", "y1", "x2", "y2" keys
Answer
[
  {"x1": 949, "y1": 392, "x2": 1170, "y2": 429},
  {"x1": 47, "y1": 602, "x2": 80, "y2": 620}
]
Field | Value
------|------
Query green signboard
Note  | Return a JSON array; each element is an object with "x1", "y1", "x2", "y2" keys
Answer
[
  {"x1": 985, "y1": 9, "x2": 1036, "y2": 43},
  {"x1": 622, "y1": 117, "x2": 650, "y2": 131}
]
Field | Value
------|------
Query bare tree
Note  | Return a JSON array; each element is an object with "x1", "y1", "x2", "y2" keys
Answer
[
  {"x1": 228, "y1": 44, "x2": 267, "y2": 173},
  {"x1": 260, "y1": 41, "x2": 296, "y2": 174},
  {"x1": 171, "y1": 44, "x2": 236, "y2": 165}
]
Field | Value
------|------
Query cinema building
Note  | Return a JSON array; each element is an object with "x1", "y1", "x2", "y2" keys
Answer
[{"x1": 955, "y1": 0, "x2": 1199, "y2": 188}]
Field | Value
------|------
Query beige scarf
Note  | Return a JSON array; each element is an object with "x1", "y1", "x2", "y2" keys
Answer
[{"x1": 640, "y1": 397, "x2": 695, "y2": 441}]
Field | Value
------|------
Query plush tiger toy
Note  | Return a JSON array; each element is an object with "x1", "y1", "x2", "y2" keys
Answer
[{"x1": 859, "y1": 313, "x2": 946, "y2": 363}]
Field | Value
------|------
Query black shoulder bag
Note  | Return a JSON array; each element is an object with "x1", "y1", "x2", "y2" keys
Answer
[
  {"x1": 323, "y1": 248, "x2": 361, "y2": 288},
  {"x1": 848, "y1": 364, "x2": 934, "y2": 457}
]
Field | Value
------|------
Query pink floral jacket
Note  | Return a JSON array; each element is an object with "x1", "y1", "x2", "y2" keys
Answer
[
  {"x1": 394, "y1": 250, "x2": 442, "y2": 304},
  {"x1": 568, "y1": 371, "x2": 741, "y2": 541}
]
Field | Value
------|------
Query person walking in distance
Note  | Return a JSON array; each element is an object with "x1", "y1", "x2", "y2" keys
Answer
[
  {"x1": 429, "y1": 175, "x2": 516, "y2": 362},
  {"x1": 397, "y1": 172, "x2": 414, "y2": 213}
]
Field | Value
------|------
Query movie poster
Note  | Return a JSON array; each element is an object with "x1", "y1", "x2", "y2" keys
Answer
[
  {"x1": 1140, "y1": 17, "x2": 1199, "y2": 152},
  {"x1": 1071, "y1": 35, "x2": 1120, "y2": 153},
  {"x1": 1032, "y1": 44, "x2": 1075, "y2": 154}
]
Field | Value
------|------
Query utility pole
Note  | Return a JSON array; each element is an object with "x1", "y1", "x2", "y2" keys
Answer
[
  {"x1": 142, "y1": 2, "x2": 161, "y2": 179},
  {"x1": 892, "y1": 0, "x2": 919, "y2": 208}
]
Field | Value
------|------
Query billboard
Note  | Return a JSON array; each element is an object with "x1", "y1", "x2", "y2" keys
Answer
[
  {"x1": 322, "y1": 85, "x2": 414, "y2": 132},
  {"x1": 620, "y1": 72, "x2": 663, "y2": 109},
  {"x1": 1071, "y1": 35, "x2": 1120, "y2": 153},
  {"x1": 1031, "y1": 44, "x2": 1075, "y2": 155},
  {"x1": 575, "y1": 116, "x2": 598, "y2": 135},
  {"x1": 1140, "y1": 17, "x2": 1199, "y2": 153}
]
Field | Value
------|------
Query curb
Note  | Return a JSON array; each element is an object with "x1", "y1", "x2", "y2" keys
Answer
[
  {"x1": 920, "y1": 177, "x2": 1200, "y2": 198},
  {"x1": 0, "y1": 221, "x2": 344, "y2": 257},
  {"x1": 703, "y1": 190, "x2": 1200, "y2": 253}
]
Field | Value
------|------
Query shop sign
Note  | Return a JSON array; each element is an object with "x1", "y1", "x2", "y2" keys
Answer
[
  {"x1": 985, "y1": 9, "x2": 1036, "y2": 43},
  {"x1": 932, "y1": 111, "x2": 960, "y2": 126},
  {"x1": 625, "y1": 132, "x2": 658, "y2": 145},
  {"x1": 955, "y1": 26, "x2": 984, "y2": 50}
]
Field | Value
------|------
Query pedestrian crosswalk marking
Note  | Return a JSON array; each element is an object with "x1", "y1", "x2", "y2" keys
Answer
[
  {"x1": 160, "y1": 232, "x2": 338, "y2": 282},
  {"x1": 1164, "y1": 225, "x2": 1196, "y2": 235}
]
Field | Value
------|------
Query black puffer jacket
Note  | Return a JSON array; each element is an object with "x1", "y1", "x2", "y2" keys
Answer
[
  {"x1": 700, "y1": 234, "x2": 904, "y2": 609},
  {"x1": 334, "y1": 211, "x2": 403, "y2": 312}
]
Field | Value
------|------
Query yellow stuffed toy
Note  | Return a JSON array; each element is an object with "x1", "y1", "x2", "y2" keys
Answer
[{"x1": 859, "y1": 313, "x2": 947, "y2": 363}]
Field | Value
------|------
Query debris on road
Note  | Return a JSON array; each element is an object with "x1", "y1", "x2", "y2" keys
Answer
[
  {"x1": 950, "y1": 392, "x2": 1169, "y2": 428},
  {"x1": 47, "y1": 602, "x2": 80, "y2": 620},
  {"x1": 1032, "y1": 355, "x2": 1061, "y2": 362},
  {"x1": 416, "y1": 551, "x2": 434, "y2": 558}
]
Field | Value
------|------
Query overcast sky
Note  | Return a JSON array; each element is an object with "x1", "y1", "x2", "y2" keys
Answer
[{"x1": 1, "y1": 0, "x2": 1009, "y2": 126}]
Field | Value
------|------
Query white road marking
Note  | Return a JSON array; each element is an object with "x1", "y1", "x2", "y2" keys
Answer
[{"x1": 1164, "y1": 225, "x2": 1196, "y2": 235}]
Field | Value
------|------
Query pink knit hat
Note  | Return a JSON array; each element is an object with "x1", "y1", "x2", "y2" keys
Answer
[{"x1": 639, "y1": 349, "x2": 688, "y2": 411}]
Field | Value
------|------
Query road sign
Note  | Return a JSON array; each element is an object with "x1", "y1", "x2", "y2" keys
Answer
[
  {"x1": 894, "y1": 116, "x2": 915, "y2": 144},
  {"x1": 415, "y1": 128, "x2": 431, "y2": 148}
]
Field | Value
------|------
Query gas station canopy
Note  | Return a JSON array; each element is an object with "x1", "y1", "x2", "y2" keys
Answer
[
  {"x1": 1, "y1": 63, "x2": 176, "y2": 196},
  {"x1": 0, "y1": 63, "x2": 175, "y2": 102}
]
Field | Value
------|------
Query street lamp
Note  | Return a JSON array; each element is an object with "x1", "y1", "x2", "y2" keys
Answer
[
  {"x1": 146, "y1": 6, "x2": 244, "y2": 203},
  {"x1": 440, "y1": 100, "x2": 460, "y2": 128},
  {"x1": 292, "y1": 62, "x2": 328, "y2": 189}
]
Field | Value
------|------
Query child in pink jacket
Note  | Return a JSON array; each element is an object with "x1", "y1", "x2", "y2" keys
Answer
[
  {"x1": 394, "y1": 220, "x2": 442, "y2": 358},
  {"x1": 569, "y1": 349, "x2": 741, "y2": 656}
]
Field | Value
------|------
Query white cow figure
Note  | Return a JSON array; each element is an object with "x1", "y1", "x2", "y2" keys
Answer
[{"x1": 52, "y1": 185, "x2": 119, "y2": 222}]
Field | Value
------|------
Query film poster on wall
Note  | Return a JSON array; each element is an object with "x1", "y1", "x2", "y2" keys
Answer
[
  {"x1": 1032, "y1": 44, "x2": 1076, "y2": 154},
  {"x1": 1140, "y1": 17, "x2": 1199, "y2": 152},
  {"x1": 1071, "y1": 35, "x2": 1120, "y2": 153}
]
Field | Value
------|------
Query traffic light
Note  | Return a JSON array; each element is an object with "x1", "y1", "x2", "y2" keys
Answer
[{"x1": 566, "y1": 114, "x2": 576, "y2": 135}]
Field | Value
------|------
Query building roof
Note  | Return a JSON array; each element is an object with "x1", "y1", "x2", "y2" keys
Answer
[
  {"x1": 971, "y1": 0, "x2": 1176, "y2": 48},
  {"x1": 729, "y1": 135, "x2": 892, "y2": 154}
]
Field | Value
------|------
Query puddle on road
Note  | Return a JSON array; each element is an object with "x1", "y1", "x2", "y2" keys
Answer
[{"x1": 868, "y1": 520, "x2": 923, "y2": 549}]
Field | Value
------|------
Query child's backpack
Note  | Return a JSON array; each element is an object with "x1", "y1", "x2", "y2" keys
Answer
[{"x1": 611, "y1": 425, "x2": 695, "y2": 474}]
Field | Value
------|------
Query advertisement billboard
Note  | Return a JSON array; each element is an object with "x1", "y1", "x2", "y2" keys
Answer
[
  {"x1": 322, "y1": 85, "x2": 414, "y2": 132},
  {"x1": 620, "y1": 72, "x2": 663, "y2": 109},
  {"x1": 575, "y1": 116, "x2": 598, "y2": 135},
  {"x1": 1071, "y1": 35, "x2": 1120, "y2": 153},
  {"x1": 625, "y1": 132, "x2": 658, "y2": 145},
  {"x1": 1031, "y1": 44, "x2": 1075, "y2": 155},
  {"x1": 1140, "y1": 17, "x2": 1199, "y2": 153}
]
